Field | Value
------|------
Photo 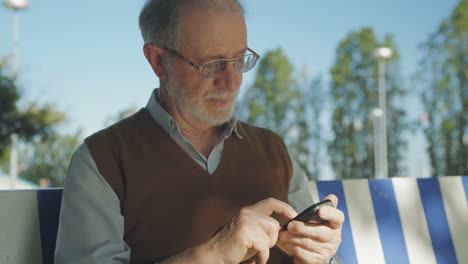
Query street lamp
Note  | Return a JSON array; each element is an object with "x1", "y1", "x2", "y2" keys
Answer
[
  {"x1": 372, "y1": 108, "x2": 383, "y2": 179},
  {"x1": 3, "y1": 0, "x2": 29, "y2": 189},
  {"x1": 3, "y1": 0, "x2": 29, "y2": 74},
  {"x1": 373, "y1": 47, "x2": 392, "y2": 179},
  {"x1": 3, "y1": 0, "x2": 28, "y2": 8},
  {"x1": 9, "y1": 134, "x2": 18, "y2": 189}
]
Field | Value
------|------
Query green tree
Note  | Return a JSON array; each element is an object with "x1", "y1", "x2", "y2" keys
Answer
[
  {"x1": 302, "y1": 74, "x2": 326, "y2": 179},
  {"x1": 0, "y1": 58, "x2": 74, "y2": 186},
  {"x1": 417, "y1": 0, "x2": 468, "y2": 176},
  {"x1": 244, "y1": 49, "x2": 298, "y2": 135},
  {"x1": 18, "y1": 106, "x2": 139, "y2": 187},
  {"x1": 284, "y1": 69, "x2": 326, "y2": 179},
  {"x1": 104, "y1": 106, "x2": 138, "y2": 126},
  {"x1": 329, "y1": 28, "x2": 409, "y2": 179},
  {"x1": 0, "y1": 59, "x2": 64, "y2": 159},
  {"x1": 19, "y1": 130, "x2": 82, "y2": 187},
  {"x1": 238, "y1": 48, "x2": 313, "y2": 176},
  {"x1": 288, "y1": 76, "x2": 312, "y2": 178}
]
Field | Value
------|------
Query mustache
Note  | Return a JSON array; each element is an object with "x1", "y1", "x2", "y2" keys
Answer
[{"x1": 205, "y1": 90, "x2": 239, "y2": 99}]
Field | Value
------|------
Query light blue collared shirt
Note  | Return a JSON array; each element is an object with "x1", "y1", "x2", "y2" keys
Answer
[
  {"x1": 146, "y1": 89, "x2": 244, "y2": 174},
  {"x1": 55, "y1": 88, "x2": 314, "y2": 264}
]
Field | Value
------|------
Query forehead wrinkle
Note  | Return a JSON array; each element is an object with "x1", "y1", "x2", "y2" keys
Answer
[{"x1": 177, "y1": 5, "x2": 247, "y2": 63}]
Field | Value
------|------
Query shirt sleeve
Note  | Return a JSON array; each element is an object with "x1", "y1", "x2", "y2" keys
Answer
[
  {"x1": 287, "y1": 153, "x2": 342, "y2": 264},
  {"x1": 287, "y1": 152, "x2": 315, "y2": 212},
  {"x1": 55, "y1": 143, "x2": 131, "y2": 264}
]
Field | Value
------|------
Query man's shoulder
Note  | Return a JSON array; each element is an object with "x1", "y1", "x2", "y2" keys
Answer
[{"x1": 86, "y1": 108, "x2": 149, "y2": 141}]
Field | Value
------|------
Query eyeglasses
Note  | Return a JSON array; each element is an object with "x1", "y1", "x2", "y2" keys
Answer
[{"x1": 159, "y1": 45, "x2": 260, "y2": 80}]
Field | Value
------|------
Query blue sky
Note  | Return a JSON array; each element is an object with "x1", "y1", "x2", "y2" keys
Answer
[{"x1": 0, "y1": 0, "x2": 460, "y2": 179}]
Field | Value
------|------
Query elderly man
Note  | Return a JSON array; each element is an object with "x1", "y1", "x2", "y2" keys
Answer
[{"x1": 55, "y1": 0, "x2": 344, "y2": 263}]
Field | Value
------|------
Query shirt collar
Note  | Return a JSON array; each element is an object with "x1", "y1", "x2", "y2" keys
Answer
[
  {"x1": 219, "y1": 117, "x2": 243, "y2": 139},
  {"x1": 145, "y1": 88, "x2": 243, "y2": 139},
  {"x1": 145, "y1": 88, "x2": 174, "y2": 136}
]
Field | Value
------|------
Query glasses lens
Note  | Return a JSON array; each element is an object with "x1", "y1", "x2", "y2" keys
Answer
[
  {"x1": 200, "y1": 53, "x2": 258, "y2": 79},
  {"x1": 201, "y1": 60, "x2": 227, "y2": 79},
  {"x1": 235, "y1": 54, "x2": 258, "y2": 73}
]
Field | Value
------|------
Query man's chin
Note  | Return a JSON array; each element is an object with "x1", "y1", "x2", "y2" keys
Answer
[
  {"x1": 201, "y1": 110, "x2": 234, "y2": 126},
  {"x1": 208, "y1": 114, "x2": 234, "y2": 126}
]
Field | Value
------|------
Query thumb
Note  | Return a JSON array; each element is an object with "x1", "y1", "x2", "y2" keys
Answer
[
  {"x1": 322, "y1": 194, "x2": 338, "y2": 208},
  {"x1": 249, "y1": 198, "x2": 297, "y2": 219}
]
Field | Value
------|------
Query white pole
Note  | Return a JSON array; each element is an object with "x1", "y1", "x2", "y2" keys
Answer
[
  {"x1": 9, "y1": 134, "x2": 18, "y2": 189},
  {"x1": 11, "y1": 9, "x2": 20, "y2": 188},
  {"x1": 12, "y1": 10, "x2": 19, "y2": 74},
  {"x1": 372, "y1": 108, "x2": 383, "y2": 179},
  {"x1": 4, "y1": 0, "x2": 29, "y2": 188},
  {"x1": 378, "y1": 60, "x2": 389, "y2": 178}
]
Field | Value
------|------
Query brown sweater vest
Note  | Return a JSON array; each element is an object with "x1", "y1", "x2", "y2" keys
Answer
[{"x1": 85, "y1": 109, "x2": 294, "y2": 264}]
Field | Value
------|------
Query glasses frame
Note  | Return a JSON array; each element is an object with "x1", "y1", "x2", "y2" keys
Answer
[{"x1": 158, "y1": 45, "x2": 260, "y2": 80}]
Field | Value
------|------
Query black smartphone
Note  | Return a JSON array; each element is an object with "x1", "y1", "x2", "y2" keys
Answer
[{"x1": 282, "y1": 199, "x2": 333, "y2": 231}]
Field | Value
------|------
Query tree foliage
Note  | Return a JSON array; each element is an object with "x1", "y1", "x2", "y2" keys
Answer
[
  {"x1": 244, "y1": 49, "x2": 298, "y2": 135},
  {"x1": 0, "y1": 58, "x2": 72, "y2": 186},
  {"x1": 417, "y1": 0, "x2": 468, "y2": 176},
  {"x1": 19, "y1": 130, "x2": 82, "y2": 187},
  {"x1": 294, "y1": 73, "x2": 326, "y2": 179},
  {"x1": 103, "y1": 106, "x2": 138, "y2": 127},
  {"x1": 0, "y1": 59, "x2": 65, "y2": 159},
  {"x1": 238, "y1": 48, "x2": 316, "y2": 178},
  {"x1": 329, "y1": 28, "x2": 409, "y2": 179}
]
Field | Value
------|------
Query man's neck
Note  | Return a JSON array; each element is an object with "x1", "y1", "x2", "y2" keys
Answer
[{"x1": 158, "y1": 88, "x2": 222, "y2": 157}]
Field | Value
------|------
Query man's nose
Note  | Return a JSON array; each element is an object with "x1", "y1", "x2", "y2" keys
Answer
[{"x1": 220, "y1": 62, "x2": 241, "y2": 91}]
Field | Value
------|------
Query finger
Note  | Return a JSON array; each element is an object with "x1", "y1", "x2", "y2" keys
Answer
[
  {"x1": 322, "y1": 194, "x2": 338, "y2": 208},
  {"x1": 279, "y1": 231, "x2": 325, "y2": 253},
  {"x1": 318, "y1": 206, "x2": 345, "y2": 229},
  {"x1": 237, "y1": 208, "x2": 282, "y2": 246},
  {"x1": 282, "y1": 242, "x2": 329, "y2": 264},
  {"x1": 293, "y1": 246, "x2": 329, "y2": 264},
  {"x1": 249, "y1": 198, "x2": 297, "y2": 219},
  {"x1": 255, "y1": 213, "x2": 281, "y2": 247},
  {"x1": 292, "y1": 257, "x2": 307, "y2": 264},
  {"x1": 251, "y1": 231, "x2": 271, "y2": 264},
  {"x1": 278, "y1": 232, "x2": 338, "y2": 255},
  {"x1": 256, "y1": 249, "x2": 269, "y2": 264},
  {"x1": 287, "y1": 221, "x2": 335, "y2": 243}
]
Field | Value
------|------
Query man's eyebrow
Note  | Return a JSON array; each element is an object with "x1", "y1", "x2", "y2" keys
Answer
[{"x1": 201, "y1": 48, "x2": 248, "y2": 62}]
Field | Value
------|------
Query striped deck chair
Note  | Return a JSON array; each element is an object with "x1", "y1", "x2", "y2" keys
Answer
[
  {"x1": 308, "y1": 176, "x2": 468, "y2": 264},
  {"x1": 1, "y1": 177, "x2": 466, "y2": 264}
]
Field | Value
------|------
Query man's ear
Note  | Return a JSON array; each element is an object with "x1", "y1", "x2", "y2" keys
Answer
[{"x1": 143, "y1": 43, "x2": 168, "y2": 80}]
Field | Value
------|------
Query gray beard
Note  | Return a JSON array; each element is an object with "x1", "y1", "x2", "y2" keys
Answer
[{"x1": 165, "y1": 76, "x2": 237, "y2": 126}]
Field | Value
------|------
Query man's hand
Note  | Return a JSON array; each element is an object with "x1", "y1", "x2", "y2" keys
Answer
[
  {"x1": 278, "y1": 195, "x2": 344, "y2": 264},
  {"x1": 207, "y1": 198, "x2": 297, "y2": 264}
]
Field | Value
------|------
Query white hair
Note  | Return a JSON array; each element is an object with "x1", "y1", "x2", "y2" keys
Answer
[{"x1": 139, "y1": 0, "x2": 245, "y2": 49}]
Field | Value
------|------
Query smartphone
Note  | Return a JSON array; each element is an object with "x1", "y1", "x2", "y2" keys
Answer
[{"x1": 282, "y1": 199, "x2": 333, "y2": 231}]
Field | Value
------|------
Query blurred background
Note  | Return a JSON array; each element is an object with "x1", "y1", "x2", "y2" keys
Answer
[{"x1": 0, "y1": 0, "x2": 466, "y2": 189}]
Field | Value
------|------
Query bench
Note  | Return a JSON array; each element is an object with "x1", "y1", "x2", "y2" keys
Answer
[
  {"x1": 0, "y1": 176, "x2": 466, "y2": 264},
  {"x1": 0, "y1": 188, "x2": 62, "y2": 264}
]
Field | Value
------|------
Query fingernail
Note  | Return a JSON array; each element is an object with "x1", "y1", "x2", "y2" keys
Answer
[{"x1": 288, "y1": 222, "x2": 294, "y2": 229}]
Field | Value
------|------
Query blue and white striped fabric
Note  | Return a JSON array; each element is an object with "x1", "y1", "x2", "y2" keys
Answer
[
  {"x1": 308, "y1": 176, "x2": 468, "y2": 264},
  {"x1": 1, "y1": 178, "x2": 466, "y2": 264}
]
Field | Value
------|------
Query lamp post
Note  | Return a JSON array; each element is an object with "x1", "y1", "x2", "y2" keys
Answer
[
  {"x1": 3, "y1": 0, "x2": 29, "y2": 74},
  {"x1": 372, "y1": 108, "x2": 383, "y2": 179},
  {"x1": 9, "y1": 134, "x2": 18, "y2": 189},
  {"x1": 373, "y1": 47, "x2": 392, "y2": 179},
  {"x1": 3, "y1": 0, "x2": 29, "y2": 189}
]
